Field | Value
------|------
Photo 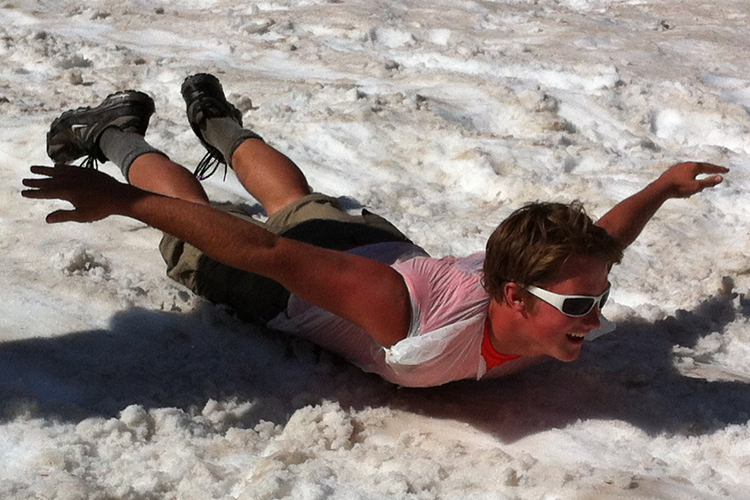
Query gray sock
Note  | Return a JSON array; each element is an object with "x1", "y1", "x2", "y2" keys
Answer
[
  {"x1": 202, "y1": 117, "x2": 263, "y2": 167},
  {"x1": 99, "y1": 128, "x2": 168, "y2": 182}
]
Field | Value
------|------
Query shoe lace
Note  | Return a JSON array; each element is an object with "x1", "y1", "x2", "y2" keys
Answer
[
  {"x1": 78, "y1": 155, "x2": 101, "y2": 170},
  {"x1": 194, "y1": 152, "x2": 228, "y2": 181}
]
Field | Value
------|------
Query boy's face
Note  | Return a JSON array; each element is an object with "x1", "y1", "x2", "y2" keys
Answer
[{"x1": 518, "y1": 254, "x2": 611, "y2": 361}]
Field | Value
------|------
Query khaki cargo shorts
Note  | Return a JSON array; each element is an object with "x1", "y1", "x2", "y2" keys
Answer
[{"x1": 159, "y1": 193, "x2": 411, "y2": 322}]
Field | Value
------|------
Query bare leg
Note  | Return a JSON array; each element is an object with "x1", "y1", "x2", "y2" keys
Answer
[
  {"x1": 128, "y1": 153, "x2": 210, "y2": 205},
  {"x1": 230, "y1": 138, "x2": 312, "y2": 216}
]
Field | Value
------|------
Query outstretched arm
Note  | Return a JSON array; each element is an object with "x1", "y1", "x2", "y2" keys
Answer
[
  {"x1": 595, "y1": 162, "x2": 728, "y2": 248},
  {"x1": 22, "y1": 165, "x2": 411, "y2": 347}
]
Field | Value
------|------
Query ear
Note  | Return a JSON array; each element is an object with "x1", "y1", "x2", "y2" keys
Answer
[{"x1": 503, "y1": 282, "x2": 529, "y2": 315}]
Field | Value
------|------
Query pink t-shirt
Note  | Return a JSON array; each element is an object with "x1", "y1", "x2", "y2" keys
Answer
[{"x1": 267, "y1": 242, "x2": 544, "y2": 387}]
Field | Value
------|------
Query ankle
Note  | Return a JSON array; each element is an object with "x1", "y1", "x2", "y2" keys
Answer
[
  {"x1": 202, "y1": 118, "x2": 263, "y2": 168},
  {"x1": 99, "y1": 128, "x2": 169, "y2": 182}
]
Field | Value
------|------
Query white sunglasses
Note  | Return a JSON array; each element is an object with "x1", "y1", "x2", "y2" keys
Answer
[{"x1": 525, "y1": 283, "x2": 611, "y2": 317}]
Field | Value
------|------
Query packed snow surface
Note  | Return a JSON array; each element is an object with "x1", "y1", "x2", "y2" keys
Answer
[{"x1": 2, "y1": 0, "x2": 750, "y2": 498}]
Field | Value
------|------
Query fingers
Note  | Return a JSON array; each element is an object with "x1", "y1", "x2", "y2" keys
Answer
[
  {"x1": 23, "y1": 163, "x2": 111, "y2": 197},
  {"x1": 691, "y1": 162, "x2": 727, "y2": 191},
  {"x1": 23, "y1": 163, "x2": 124, "y2": 225},
  {"x1": 24, "y1": 165, "x2": 77, "y2": 193},
  {"x1": 23, "y1": 165, "x2": 86, "y2": 219},
  {"x1": 693, "y1": 162, "x2": 730, "y2": 175},
  {"x1": 21, "y1": 179, "x2": 52, "y2": 199},
  {"x1": 28, "y1": 163, "x2": 108, "y2": 179},
  {"x1": 21, "y1": 174, "x2": 72, "y2": 200},
  {"x1": 672, "y1": 161, "x2": 730, "y2": 177},
  {"x1": 668, "y1": 162, "x2": 728, "y2": 195},
  {"x1": 21, "y1": 176, "x2": 54, "y2": 189},
  {"x1": 697, "y1": 174, "x2": 724, "y2": 190},
  {"x1": 21, "y1": 187, "x2": 68, "y2": 201},
  {"x1": 29, "y1": 165, "x2": 58, "y2": 176},
  {"x1": 29, "y1": 164, "x2": 80, "y2": 177},
  {"x1": 21, "y1": 172, "x2": 81, "y2": 223},
  {"x1": 21, "y1": 188, "x2": 47, "y2": 199},
  {"x1": 46, "y1": 209, "x2": 80, "y2": 224}
]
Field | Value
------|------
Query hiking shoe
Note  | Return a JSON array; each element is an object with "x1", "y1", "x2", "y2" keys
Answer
[
  {"x1": 181, "y1": 73, "x2": 243, "y2": 179},
  {"x1": 47, "y1": 90, "x2": 155, "y2": 169}
]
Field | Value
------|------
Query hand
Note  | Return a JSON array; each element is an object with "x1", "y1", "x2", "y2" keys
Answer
[
  {"x1": 657, "y1": 162, "x2": 729, "y2": 199},
  {"x1": 22, "y1": 164, "x2": 137, "y2": 223}
]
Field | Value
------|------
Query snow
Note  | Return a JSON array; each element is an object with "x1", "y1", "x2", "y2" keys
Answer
[{"x1": 2, "y1": 0, "x2": 750, "y2": 498}]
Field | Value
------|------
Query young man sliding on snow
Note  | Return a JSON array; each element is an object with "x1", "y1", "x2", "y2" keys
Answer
[{"x1": 22, "y1": 74, "x2": 728, "y2": 387}]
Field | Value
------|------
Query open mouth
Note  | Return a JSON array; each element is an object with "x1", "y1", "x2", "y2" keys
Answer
[{"x1": 566, "y1": 333, "x2": 586, "y2": 344}]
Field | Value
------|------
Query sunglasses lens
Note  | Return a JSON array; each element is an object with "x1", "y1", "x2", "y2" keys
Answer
[
  {"x1": 599, "y1": 289, "x2": 610, "y2": 309},
  {"x1": 561, "y1": 289, "x2": 609, "y2": 316},
  {"x1": 561, "y1": 297, "x2": 596, "y2": 316}
]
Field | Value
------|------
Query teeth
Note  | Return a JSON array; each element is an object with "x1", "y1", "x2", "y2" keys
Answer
[{"x1": 567, "y1": 333, "x2": 586, "y2": 339}]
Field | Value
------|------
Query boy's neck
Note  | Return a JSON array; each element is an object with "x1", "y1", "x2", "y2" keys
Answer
[{"x1": 486, "y1": 299, "x2": 532, "y2": 357}]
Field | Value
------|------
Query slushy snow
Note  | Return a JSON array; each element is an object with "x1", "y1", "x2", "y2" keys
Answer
[{"x1": 2, "y1": 0, "x2": 750, "y2": 498}]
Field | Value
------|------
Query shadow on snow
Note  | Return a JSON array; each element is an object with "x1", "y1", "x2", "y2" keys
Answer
[{"x1": 1, "y1": 293, "x2": 749, "y2": 443}]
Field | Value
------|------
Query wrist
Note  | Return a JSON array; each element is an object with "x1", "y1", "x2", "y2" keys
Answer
[
  {"x1": 111, "y1": 184, "x2": 151, "y2": 217},
  {"x1": 649, "y1": 174, "x2": 677, "y2": 202}
]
